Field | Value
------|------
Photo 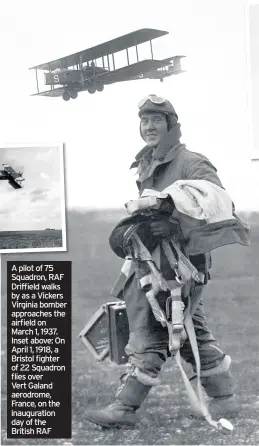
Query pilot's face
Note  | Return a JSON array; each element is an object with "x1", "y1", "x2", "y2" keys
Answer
[{"x1": 140, "y1": 112, "x2": 168, "y2": 148}]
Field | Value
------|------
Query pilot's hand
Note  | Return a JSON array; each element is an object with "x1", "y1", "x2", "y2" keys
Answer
[{"x1": 150, "y1": 217, "x2": 176, "y2": 237}]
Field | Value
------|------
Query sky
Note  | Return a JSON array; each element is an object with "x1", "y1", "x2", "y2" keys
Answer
[
  {"x1": 0, "y1": 0, "x2": 258, "y2": 212},
  {"x1": 247, "y1": 3, "x2": 259, "y2": 151},
  {"x1": 0, "y1": 145, "x2": 64, "y2": 231}
]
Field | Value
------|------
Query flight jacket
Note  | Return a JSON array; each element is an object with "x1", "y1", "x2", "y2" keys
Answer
[{"x1": 111, "y1": 124, "x2": 251, "y2": 298}]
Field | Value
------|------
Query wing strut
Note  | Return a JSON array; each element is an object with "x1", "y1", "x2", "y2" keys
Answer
[
  {"x1": 126, "y1": 48, "x2": 130, "y2": 65},
  {"x1": 35, "y1": 69, "x2": 39, "y2": 93},
  {"x1": 150, "y1": 40, "x2": 154, "y2": 59},
  {"x1": 112, "y1": 53, "x2": 115, "y2": 70},
  {"x1": 48, "y1": 63, "x2": 54, "y2": 90},
  {"x1": 136, "y1": 45, "x2": 139, "y2": 62}
]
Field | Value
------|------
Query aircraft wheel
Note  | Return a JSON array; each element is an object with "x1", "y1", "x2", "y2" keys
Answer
[
  {"x1": 62, "y1": 91, "x2": 70, "y2": 101},
  {"x1": 70, "y1": 91, "x2": 78, "y2": 99},
  {"x1": 160, "y1": 79, "x2": 164, "y2": 83},
  {"x1": 88, "y1": 86, "x2": 96, "y2": 94},
  {"x1": 96, "y1": 84, "x2": 104, "y2": 92}
]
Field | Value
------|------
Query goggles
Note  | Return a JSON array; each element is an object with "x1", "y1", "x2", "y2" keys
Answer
[{"x1": 138, "y1": 94, "x2": 166, "y2": 109}]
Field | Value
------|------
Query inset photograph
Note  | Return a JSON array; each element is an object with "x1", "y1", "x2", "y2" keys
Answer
[{"x1": 0, "y1": 143, "x2": 66, "y2": 252}]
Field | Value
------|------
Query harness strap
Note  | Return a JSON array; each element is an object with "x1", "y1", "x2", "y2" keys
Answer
[
  {"x1": 182, "y1": 300, "x2": 219, "y2": 427},
  {"x1": 166, "y1": 286, "x2": 186, "y2": 352},
  {"x1": 124, "y1": 231, "x2": 232, "y2": 431},
  {"x1": 140, "y1": 275, "x2": 168, "y2": 327},
  {"x1": 162, "y1": 239, "x2": 204, "y2": 285}
]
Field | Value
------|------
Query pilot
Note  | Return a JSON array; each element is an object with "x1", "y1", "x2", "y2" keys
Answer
[{"x1": 85, "y1": 94, "x2": 243, "y2": 429}]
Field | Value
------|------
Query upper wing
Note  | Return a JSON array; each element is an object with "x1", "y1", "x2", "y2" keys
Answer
[
  {"x1": 29, "y1": 29, "x2": 168, "y2": 71},
  {"x1": 2, "y1": 164, "x2": 16, "y2": 175},
  {"x1": 99, "y1": 59, "x2": 176, "y2": 84}
]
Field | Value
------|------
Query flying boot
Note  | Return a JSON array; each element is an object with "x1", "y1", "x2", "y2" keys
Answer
[
  {"x1": 85, "y1": 371, "x2": 152, "y2": 428},
  {"x1": 201, "y1": 355, "x2": 239, "y2": 418}
]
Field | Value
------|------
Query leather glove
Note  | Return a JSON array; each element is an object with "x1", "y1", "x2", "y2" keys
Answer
[{"x1": 150, "y1": 216, "x2": 176, "y2": 237}]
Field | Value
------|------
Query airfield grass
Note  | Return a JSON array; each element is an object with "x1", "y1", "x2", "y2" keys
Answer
[
  {"x1": 0, "y1": 231, "x2": 63, "y2": 250},
  {"x1": 1, "y1": 210, "x2": 259, "y2": 445}
]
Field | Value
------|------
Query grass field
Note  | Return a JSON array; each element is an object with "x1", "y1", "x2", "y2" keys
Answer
[
  {"x1": 1, "y1": 209, "x2": 259, "y2": 445},
  {"x1": 0, "y1": 230, "x2": 63, "y2": 250}
]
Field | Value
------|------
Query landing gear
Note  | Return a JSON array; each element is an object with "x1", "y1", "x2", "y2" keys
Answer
[
  {"x1": 62, "y1": 91, "x2": 70, "y2": 101},
  {"x1": 70, "y1": 91, "x2": 78, "y2": 99},
  {"x1": 88, "y1": 86, "x2": 96, "y2": 94},
  {"x1": 88, "y1": 84, "x2": 104, "y2": 93},
  {"x1": 87, "y1": 79, "x2": 105, "y2": 94},
  {"x1": 96, "y1": 84, "x2": 104, "y2": 92},
  {"x1": 62, "y1": 90, "x2": 78, "y2": 100},
  {"x1": 160, "y1": 78, "x2": 164, "y2": 83}
]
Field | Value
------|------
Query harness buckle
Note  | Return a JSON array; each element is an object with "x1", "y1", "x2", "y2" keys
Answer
[
  {"x1": 175, "y1": 269, "x2": 186, "y2": 285},
  {"x1": 167, "y1": 299, "x2": 186, "y2": 353},
  {"x1": 172, "y1": 323, "x2": 184, "y2": 332}
]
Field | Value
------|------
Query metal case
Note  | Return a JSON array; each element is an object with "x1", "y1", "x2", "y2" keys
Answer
[
  {"x1": 107, "y1": 301, "x2": 129, "y2": 364},
  {"x1": 79, "y1": 301, "x2": 129, "y2": 364}
]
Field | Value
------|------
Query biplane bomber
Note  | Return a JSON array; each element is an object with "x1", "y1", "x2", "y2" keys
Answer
[
  {"x1": 0, "y1": 164, "x2": 25, "y2": 189},
  {"x1": 30, "y1": 29, "x2": 185, "y2": 101}
]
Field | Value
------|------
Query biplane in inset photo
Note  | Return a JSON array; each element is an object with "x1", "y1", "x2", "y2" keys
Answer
[
  {"x1": 29, "y1": 28, "x2": 185, "y2": 101},
  {"x1": 0, "y1": 164, "x2": 25, "y2": 189}
]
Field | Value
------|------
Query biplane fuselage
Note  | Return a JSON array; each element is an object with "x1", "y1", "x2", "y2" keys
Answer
[
  {"x1": 30, "y1": 29, "x2": 185, "y2": 101},
  {"x1": 45, "y1": 66, "x2": 109, "y2": 86},
  {"x1": 0, "y1": 164, "x2": 25, "y2": 189}
]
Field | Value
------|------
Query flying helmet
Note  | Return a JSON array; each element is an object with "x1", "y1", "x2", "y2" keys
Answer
[
  {"x1": 109, "y1": 197, "x2": 176, "y2": 259},
  {"x1": 138, "y1": 94, "x2": 178, "y2": 131},
  {"x1": 109, "y1": 214, "x2": 158, "y2": 259}
]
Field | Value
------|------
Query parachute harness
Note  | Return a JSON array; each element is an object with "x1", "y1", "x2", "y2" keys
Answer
[{"x1": 125, "y1": 230, "x2": 233, "y2": 431}]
